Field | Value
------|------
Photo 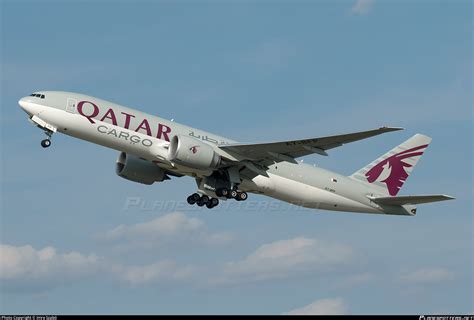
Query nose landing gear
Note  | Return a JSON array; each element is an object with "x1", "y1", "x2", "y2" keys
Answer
[
  {"x1": 41, "y1": 139, "x2": 51, "y2": 148},
  {"x1": 40, "y1": 130, "x2": 53, "y2": 148}
]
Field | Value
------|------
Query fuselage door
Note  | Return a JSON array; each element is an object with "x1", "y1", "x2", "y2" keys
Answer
[{"x1": 66, "y1": 98, "x2": 77, "y2": 113}]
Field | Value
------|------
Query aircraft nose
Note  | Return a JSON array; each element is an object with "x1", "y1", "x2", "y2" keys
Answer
[{"x1": 18, "y1": 96, "x2": 34, "y2": 115}]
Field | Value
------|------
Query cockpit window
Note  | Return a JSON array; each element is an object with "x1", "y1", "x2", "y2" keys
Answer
[{"x1": 30, "y1": 93, "x2": 45, "y2": 99}]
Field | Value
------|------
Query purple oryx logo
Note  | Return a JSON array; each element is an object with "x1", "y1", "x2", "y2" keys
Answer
[
  {"x1": 365, "y1": 144, "x2": 428, "y2": 196},
  {"x1": 189, "y1": 146, "x2": 199, "y2": 154}
]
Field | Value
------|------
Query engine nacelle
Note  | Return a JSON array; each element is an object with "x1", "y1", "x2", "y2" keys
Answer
[
  {"x1": 167, "y1": 135, "x2": 221, "y2": 170},
  {"x1": 116, "y1": 152, "x2": 167, "y2": 185}
]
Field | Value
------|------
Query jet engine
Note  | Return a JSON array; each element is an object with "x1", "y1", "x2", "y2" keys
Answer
[
  {"x1": 167, "y1": 135, "x2": 221, "y2": 170},
  {"x1": 116, "y1": 152, "x2": 167, "y2": 185}
]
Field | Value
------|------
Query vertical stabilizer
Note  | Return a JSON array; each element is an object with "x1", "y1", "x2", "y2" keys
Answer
[{"x1": 350, "y1": 134, "x2": 431, "y2": 196}]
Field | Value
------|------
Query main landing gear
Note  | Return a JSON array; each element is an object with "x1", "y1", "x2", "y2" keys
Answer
[
  {"x1": 187, "y1": 193, "x2": 220, "y2": 209},
  {"x1": 216, "y1": 187, "x2": 248, "y2": 201},
  {"x1": 186, "y1": 188, "x2": 248, "y2": 209}
]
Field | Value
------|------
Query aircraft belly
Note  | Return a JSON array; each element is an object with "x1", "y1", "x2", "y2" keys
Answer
[{"x1": 244, "y1": 172, "x2": 380, "y2": 213}]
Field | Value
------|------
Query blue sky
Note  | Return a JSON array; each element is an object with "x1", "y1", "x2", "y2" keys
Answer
[{"x1": 1, "y1": 0, "x2": 472, "y2": 314}]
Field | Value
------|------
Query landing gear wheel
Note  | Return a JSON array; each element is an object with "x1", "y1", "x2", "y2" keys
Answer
[
  {"x1": 216, "y1": 188, "x2": 229, "y2": 198},
  {"x1": 201, "y1": 195, "x2": 209, "y2": 204},
  {"x1": 230, "y1": 189, "x2": 238, "y2": 199},
  {"x1": 41, "y1": 139, "x2": 51, "y2": 148},
  {"x1": 206, "y1": 201, "x2": 214, "y2": 209},
  {"x1": 206, "y1": 198, "x2": 220, "y2": 209},
  {"x1": 191, "y1": 193, "x2": 201, "y2": 202},
  {"x1": 196, "y1": 199, "x2": 205, "y2": 207},
  {"x1": 187, "y1": 195, "x2": 196, "y2": 205},
  {"x1": 236, "y1": 192, "x2": 248, "y2": 201}
]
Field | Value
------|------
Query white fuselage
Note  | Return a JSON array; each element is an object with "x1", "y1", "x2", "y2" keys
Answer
[{"x1": 19, "y1": 91, "x2": 405, "y2": 215}]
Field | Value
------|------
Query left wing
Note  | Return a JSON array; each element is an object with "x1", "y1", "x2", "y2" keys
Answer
[{"x1": 219, "y1": 126, "x2": 402, "y2": 161}]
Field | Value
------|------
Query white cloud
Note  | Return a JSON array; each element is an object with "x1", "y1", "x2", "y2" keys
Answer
[
  {"x1": 0, "y1": 244, "x2": 100, "y2": 291},
  {"x1": 111, "y1": 260, "x2": 197, "y2": 287},
  {"x1": 222, "y1": 237, "x2": 359, "y2": 283},
  {"x1": 400, "y1": 267, "x2": 455, "y2": 284},
  {"x1": 0, "y1": 213, "x2": 239, "y2": 292},
  {"x1": 0, "y1": 243, "x2": 201, "y2": 291},
  {"x1": 351, "y1": 0, "x2": 375, "y2": 15},
  {"x1": 101, "y1": 212, "x2": 231, "y2": 250},
  {"x1": 285, "y1": 298, "x2": 349, "y2": 315},
  {"x1": 103, "y1": 212, "x2": 203, "y2": 240}
]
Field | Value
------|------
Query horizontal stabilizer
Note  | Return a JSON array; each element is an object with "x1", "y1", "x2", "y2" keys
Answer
[{"x1": 370, "y1": 194, "x2": 455, "y2": 206}]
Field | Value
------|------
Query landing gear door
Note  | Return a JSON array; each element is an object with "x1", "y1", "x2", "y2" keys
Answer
[{"x1": 66, "y1": 98, "x2": 77, "y2": 113}]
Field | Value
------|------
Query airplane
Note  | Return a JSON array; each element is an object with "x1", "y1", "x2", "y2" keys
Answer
[{"x1": 18, "y1": 91, "x2": 454, "y2": 215}]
